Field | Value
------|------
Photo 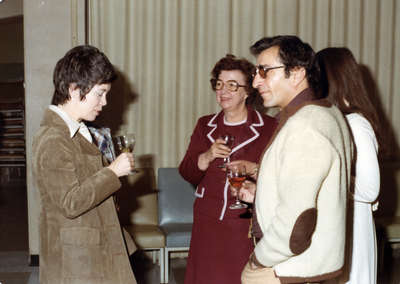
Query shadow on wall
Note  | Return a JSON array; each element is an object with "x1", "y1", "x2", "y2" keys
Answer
[
  {"x1": 116, "y1": 155, "x2": 157, "y2": 226},
  {"x1": 92, "y1": 68, "x2": 138, "y2": 135},
  {"x1": 359, "y1": 64, "x2": 400, "y2": 218},
  {"x1": 377, "y1": 162, "x2": 400, "y2": 218},
  {"x1": 359, "y1": 64, "x2": 400, "y2": 160},
  {"x1": 86, "y1": 69, "x2": 159, "y2": 228}
]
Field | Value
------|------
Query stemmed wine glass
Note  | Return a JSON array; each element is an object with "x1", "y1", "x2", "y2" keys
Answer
[
  {"x1": 227, "y1": 164, "x2": 248, "y2": 209},
  {"x1": 218, "y1": 134, "x2": 235, "y2": 168},
  {"x1": 114, "y1": 133, "x2": 137, "y2": 174},
  {"x1": 115, "y1": 133, "x2": 135, "y2": 153}
]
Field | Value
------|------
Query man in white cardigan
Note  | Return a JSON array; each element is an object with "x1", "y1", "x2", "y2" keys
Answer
[{"x1": 240, "y1": 36, "x2": 353, "y2": 283}]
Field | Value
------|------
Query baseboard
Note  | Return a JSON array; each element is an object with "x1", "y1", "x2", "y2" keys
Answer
[{"x1": 30, "y1": 254, "x2": 39, "y2": 266}]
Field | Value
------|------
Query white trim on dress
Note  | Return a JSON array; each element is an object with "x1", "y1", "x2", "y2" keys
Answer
[{"x1": 205, "y1": 110, "x2": 264, "y2": 220}]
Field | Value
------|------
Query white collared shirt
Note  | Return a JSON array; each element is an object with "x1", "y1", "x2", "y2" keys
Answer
[{"x1": 49, "y1": 105, "x2": 93, "y2": 143}]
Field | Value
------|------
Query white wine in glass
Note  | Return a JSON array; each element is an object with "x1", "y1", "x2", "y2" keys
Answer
[
  {"x1": 116, "y1": 133, "x2": 136, "y2": 154},
  {"x1": 115, "y1": 133, "x2": 136, "y2": 174}
]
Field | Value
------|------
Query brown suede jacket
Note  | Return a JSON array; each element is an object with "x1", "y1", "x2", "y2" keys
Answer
[{"x1": 32, "y1": 108, "x2": 137, "y2": 284}]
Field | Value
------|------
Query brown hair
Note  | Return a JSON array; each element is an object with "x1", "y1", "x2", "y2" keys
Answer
[
  {"x1": 316, "y1": 47, "x2": 381, "y2": 150},
  {"x1": 51, "y1": 45, "x2": 117, "y2": 105},
  {"x1": 250, "y1": 35, "x2": 320, "y2": 95},
  {"x1": 210, "y1": 54, "x2": 258, "y2": 105}
]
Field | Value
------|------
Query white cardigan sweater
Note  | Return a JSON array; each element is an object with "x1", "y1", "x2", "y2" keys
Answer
[{"x1": 255, "y1": 102, "x2": 353, "y2": 283}]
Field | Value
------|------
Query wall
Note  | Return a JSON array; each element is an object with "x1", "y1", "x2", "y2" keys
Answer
[
  {"x1": 24, "y1": 0, "x2": 85, "y2": 256},
  {"x1": 0, "y1": 0, "x2": 22, "y2": 19},
  {"x1": 89, "y1": 0, "x2": 400, "y2": 174},
  {"x1": 0, "y1": 16, "x2": 23, "y2": 64},
  {"x1": 0, "y1": 2, "x2": 24, "y2": 90}
]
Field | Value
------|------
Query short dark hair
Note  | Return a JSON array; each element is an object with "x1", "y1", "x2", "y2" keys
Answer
[
  {"x1": 250, "y1": 35, "x2": 319, "y2": 93},
  {"x1": 51, "y1": 45, "x2": 117, "y2": 105},
  {"x1": 210, "y1": 54, "x2": 258, "y2": 105}
]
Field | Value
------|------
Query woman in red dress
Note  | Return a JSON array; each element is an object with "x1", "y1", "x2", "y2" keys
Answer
[{"x1": 179, "y1": 54, "x2": 277, "y2": 284}]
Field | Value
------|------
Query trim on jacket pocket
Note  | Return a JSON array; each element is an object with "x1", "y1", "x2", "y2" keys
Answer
[
  {"x1": 62, "y1": 246, "x2": 105, "y2": 278},
  {"x1": 195, "y1": 187, "x2": 205, "y2": 198},
  {"x1": 60, "y1": 227, "x2": 104, "y2": 278},
  {"x1": 60, "y1": 227, "x2": 101, "y2": 246}
]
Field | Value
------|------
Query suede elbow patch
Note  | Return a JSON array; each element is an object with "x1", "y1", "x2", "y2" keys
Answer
[{"x1": 289, "y1": 208, "x2": 317, "y2": 255}]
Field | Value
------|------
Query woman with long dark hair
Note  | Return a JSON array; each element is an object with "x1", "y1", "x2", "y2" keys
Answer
[{"x1": 317, "y1": 47, "x2": 380, "y2": 284}]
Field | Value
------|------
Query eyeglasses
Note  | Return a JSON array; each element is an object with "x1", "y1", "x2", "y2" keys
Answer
[
  {"x1": 210, "y1": 79, "x2": 247, "y2": 92},
  {"x1": 252, "y1": 65, "x2": 285, "y2": 79}
]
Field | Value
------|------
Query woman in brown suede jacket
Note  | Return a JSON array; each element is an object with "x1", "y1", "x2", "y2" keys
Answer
[{"x1": 32, "y1": 45, "x2": 137, "y2": 284}]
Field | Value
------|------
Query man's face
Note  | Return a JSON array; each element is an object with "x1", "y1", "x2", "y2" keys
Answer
[{"x1": 252, "y1": 46, "x2": 293, "y2": 109}]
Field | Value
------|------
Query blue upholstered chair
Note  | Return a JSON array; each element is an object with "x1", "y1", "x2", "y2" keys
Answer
[{"x1": 158, "y1": 167, "x2": 195, "y2": 283}]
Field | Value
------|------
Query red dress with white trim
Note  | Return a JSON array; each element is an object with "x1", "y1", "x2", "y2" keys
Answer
[{"x1": 179, "y1": 107, "x2": 277, "y2": 284}]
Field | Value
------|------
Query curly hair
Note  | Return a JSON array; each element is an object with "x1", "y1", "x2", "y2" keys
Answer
[
  {"x1": 250, "y1": 35, "x2": 320, "y2": 95},
  {"x1": 210, "y1": 54, "x2": 259, "y2": 105},
  {"x1": 51, "y1": 45, "x2": 117, "y2": 105}
]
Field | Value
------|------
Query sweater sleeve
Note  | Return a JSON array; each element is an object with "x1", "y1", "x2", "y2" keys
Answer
[
  {"x1": 179, "y1": 118, "x2": 209, "y2": 185},
  {"x1": 348, "y1": 115, "x2": 380, "y2": 203},
  {"x1": 34, "y1": 133, "x2": 121, "y2": 219},
  {"x1": 254, "y1": 126, "x2": 334, "y2": 266}
]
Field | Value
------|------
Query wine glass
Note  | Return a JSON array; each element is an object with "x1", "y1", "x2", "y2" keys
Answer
[
  {"x1": 227, "y1": 164, "x2": 248, "y2": 209},
  {"x1": 114, "y1": 133, "x2": 136, "y2": 174},
  {"x1": 115, "y1": 133, "x2": 136, "y2": 153},
  {"x1": 218, "y1": 134, "x2": 235, "y2": 168}
]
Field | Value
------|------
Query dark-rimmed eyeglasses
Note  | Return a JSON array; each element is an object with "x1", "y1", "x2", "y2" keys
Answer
[
  {"x1": 252, "y1": 65, "x2": 285, "y2": 79},
  {"x1": 210, "y1": 79, "x2": 247, "y2": 92}
]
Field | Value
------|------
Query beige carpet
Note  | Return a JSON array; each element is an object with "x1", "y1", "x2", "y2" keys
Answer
[
  {"x1": 0, "y1": 272, "x2": 31, "y2": 284},
  {"x1": 0, "y1": 251, "x2": 38, "y2": 284},
  {"x1": 0, "y1": 178, "x2": 28, "y2": 252}
]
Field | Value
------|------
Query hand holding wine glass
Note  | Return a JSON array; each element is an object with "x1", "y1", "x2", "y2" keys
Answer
[
  {"x1": 230, "y1": 180, "x2": 256, "y2": 204},
  {"x1": 227, "y1": 160, "x2": 259, "y2": 180},
  {"x1": 107, "y1": 151, "x2": 134, "y2": 177},
  {"x1": 197, "y1": 134, "x2": 234, "y2": 171},
  {"x1": 114, "y1": 133, "x2": 137, "y2": 174},
  {"x1": 218, "y1": 134, "x2": 234, "y2": 168},
  {"x1": 227, "y1": 164, "x2": 248, "y2": 209}
]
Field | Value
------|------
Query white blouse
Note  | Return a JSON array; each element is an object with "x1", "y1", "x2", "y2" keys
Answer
[{"x1": 345, "y1": 113, "x2": 380, "y2": 284}]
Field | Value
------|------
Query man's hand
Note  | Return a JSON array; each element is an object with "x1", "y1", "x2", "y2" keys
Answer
[
  {"x1": 230, "y1": 180, "x2": 256, "y2": 203},
  {"x1": 228, "y1": 160, "x2": 258, "y2": 179}
]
